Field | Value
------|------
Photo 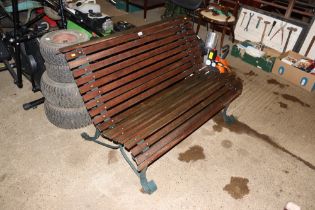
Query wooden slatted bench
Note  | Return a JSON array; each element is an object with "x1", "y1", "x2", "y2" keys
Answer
[{"x1": 60, "y1": 17, "x2": 243, "y2": 194}]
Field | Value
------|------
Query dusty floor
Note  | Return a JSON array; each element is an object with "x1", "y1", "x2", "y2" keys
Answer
[{"x1": 1, "y1": 3, "x2": 315, "y2": 210}]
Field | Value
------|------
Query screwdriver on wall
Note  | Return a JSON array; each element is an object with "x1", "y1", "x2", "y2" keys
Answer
[{"x1": 268, "y1": 21, "x2": 277, "y2": 36}]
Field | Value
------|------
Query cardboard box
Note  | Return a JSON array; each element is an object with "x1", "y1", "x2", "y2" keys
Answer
[
  {"x1": 231, "y1": 42, "x2": 277, "y2": 73},
  {"x1": 272, "y1": 51, "x2": 315, "y2": 92}
]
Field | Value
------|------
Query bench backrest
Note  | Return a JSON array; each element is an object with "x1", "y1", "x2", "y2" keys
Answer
[{"x1": 60, "y1": 17, "x2": 203, "y2": 133}]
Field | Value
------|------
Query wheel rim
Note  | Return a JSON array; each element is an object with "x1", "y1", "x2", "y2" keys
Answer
[{"x1": 51, "y1": 33, "x2": 78, "y2": 44}]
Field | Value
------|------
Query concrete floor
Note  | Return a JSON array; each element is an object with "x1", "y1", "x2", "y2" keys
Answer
[{"x1": 1, "y1": 3, "x2": 315, "y2": 210}]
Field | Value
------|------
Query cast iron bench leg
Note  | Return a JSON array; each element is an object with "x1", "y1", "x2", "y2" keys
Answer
[
  {"x1": 82, "y1": 129, "x2": 157, "y2": 194},
  {"x1": 222, "y1": 106, "x2": 235, "y2": 125},
  {"x1": 81, "y1": 129, "x2": 120, "y2": 149},
  {"x1": 120, "y1": 146, "x2": 157, "y2": 194}
]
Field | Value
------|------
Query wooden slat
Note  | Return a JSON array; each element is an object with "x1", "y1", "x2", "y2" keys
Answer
[
  {"x1": 107, "y1": 73, "x2": 225, "y2": 139},
  {"x1": 72, "y1": 30, "x2": 196, "y2": 78},
  {"x1": 68, "y1": 25, "x2": 194, "y2": 69},
  {"x1": 92, "y1": 64, "x2": 199, "y2": 125},
  {"x1": 102, "y1": 74, "x2": 216, "y2": 140},
  {"x1": 123, "y1": 74, "x2": 236, "y2": 147},
  {"x1": 96, "y1": 72, "x2": 210, "y2": 132},
  {"x1": 132, "y1": 78, "x2": 240, "y2": 158},
  {"x1": 75, "y1": 37, "x2": 195, "y2": 86},
  {"x1": 90, "y1": 56, "x2": 201, "y2": 123},
  {"x1": 136, "y1": 88, "x2": 242, "y2": 171},
  {"x1": 84, "y1": 54, "x2": 200, "y2": 110},
  {"x1": 64, "y1": 20, "x2": 191, "y2": 61},
  {"x1": 80, "y1": 39, "x2": 199, "y2": 97},
  {"x1": 123, "y1": 77, "x2": 232, "y2": 149}
]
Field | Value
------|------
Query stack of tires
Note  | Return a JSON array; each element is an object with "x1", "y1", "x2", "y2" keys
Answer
[{"x1": 39, "y1": 29, "x2": 91, "y2": 129}]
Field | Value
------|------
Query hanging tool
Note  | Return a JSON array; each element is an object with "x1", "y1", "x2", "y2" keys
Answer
[
  {"x1": 268, "y1": 21, "x2": 277, "y2": 36},
  {"x1": 260, "y1": 21, "x2": 270, "y2": 44},
  {"x1": 270, "y1": 22, "x2": 287, "y2": 44},
  {"x1": 305, "y1": 36, "x2": 315, "y2": 57},
  {"x1": 244, "y1": 13, "x2": 254, "y2": 31},
  {"x1": 256, "y1": 17, "x2": 263, "y2": 29},
  {"x1": 240, "y1": 11, "x2": 247, "y2": 26},
  {"x1": 282, "y1": 27, "x2": 297, "y2": 53}
]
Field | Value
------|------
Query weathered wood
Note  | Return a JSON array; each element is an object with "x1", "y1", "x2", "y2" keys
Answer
[
  {"x1": 96, "y1": 73, "x2": 206, "y2": 132},
  {"x1": 80, "y1": 40, "x2": 199, "y2": 97},
  {"x1": 103, "y1": 75, "x2": 217, "y2": 141},
  {"x1": 123, "y1": 76, "x2": 236, "y2": 149},
  {"x1": 136, "y1": 89, "x2": 241, "y2": 171}
]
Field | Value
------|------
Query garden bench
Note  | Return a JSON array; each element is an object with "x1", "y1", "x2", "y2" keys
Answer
[{"x1": 60, "y1": 17, "x2": 242, "y2": 194}]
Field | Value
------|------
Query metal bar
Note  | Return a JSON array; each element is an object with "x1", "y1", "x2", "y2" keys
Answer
[
  {"x1": 305, "y1": 36, "x2": 315, "y2": 57},
  {"x1": 12, "y1": 0, "x2": 22, "y2": 88},
  {"x1": 24, "y1": 13, "x2": 45, "y2": 28},
  {"x1": 3, "y1": 60, "x2": 17, "y2": 82},
  {"x1": 58, "y1": 0, "x2": 67, "y2": 29},
  {"x1": 22, "y1": 97, "x2": 45, "y2": 110}
]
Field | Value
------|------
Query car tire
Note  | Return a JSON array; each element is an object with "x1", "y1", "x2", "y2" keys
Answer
[
  {"x1": 39, "y1": 29, "x2": 88, "y2": 65},
  {"x1": 45, "y1": 62, "x2": 74, "y2": 83},
  {"x1": 44, "y1": 101, "x2": 91, "y2": 129},
  {"x1": 41, "y1": 72, "x2": 83, "y2": 108}
]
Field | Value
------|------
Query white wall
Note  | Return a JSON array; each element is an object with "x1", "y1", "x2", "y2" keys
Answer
[
  {"x1": 235, "y1": 8, "x2": 303, "y2": 53},
  {"x1": 299, "y1": 20, "x2": 315, "y2": 59}
]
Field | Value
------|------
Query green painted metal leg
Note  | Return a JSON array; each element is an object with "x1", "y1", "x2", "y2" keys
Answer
[
  {"x1": 222, "y1": 107, "x2": 235, "y2": 125},
  {"x1": 81, "y1": 129, "x2": 157, "y2": 193},
  {"x1": 81, "y1": 129, "x2": 120, "y2": 149},
  {"x1": 119, "y1": 146, "x2": 157, "y2": 194},
  {"x1": 81, "y1": 129, "x2": 101, "y2": 141}
]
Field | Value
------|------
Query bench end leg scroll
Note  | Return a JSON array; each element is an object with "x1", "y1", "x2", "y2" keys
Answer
[
  {"x1": 222, "y1": 106, "x2": 235, "y2": 125},
  {"x1": 81, "y1": 129, "x2": 101, "y2": 141},
  {"x1": 120, "y1": 146, "x2": 157, "y2": 194},
  {"x1": 139, "y1": 168, "x2": 157, "y2": 194},
  {"x1": 82, "y1": 129, "x2": 120, "y2": 149}
]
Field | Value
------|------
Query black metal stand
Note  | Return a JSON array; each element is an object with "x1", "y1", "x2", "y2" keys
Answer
[
  {"x1": 23, "y1": 97, "x2": 45, "y2": 110},
  {"x1": 11, "y1": 0, "x2": 23, "y2": 88}
]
